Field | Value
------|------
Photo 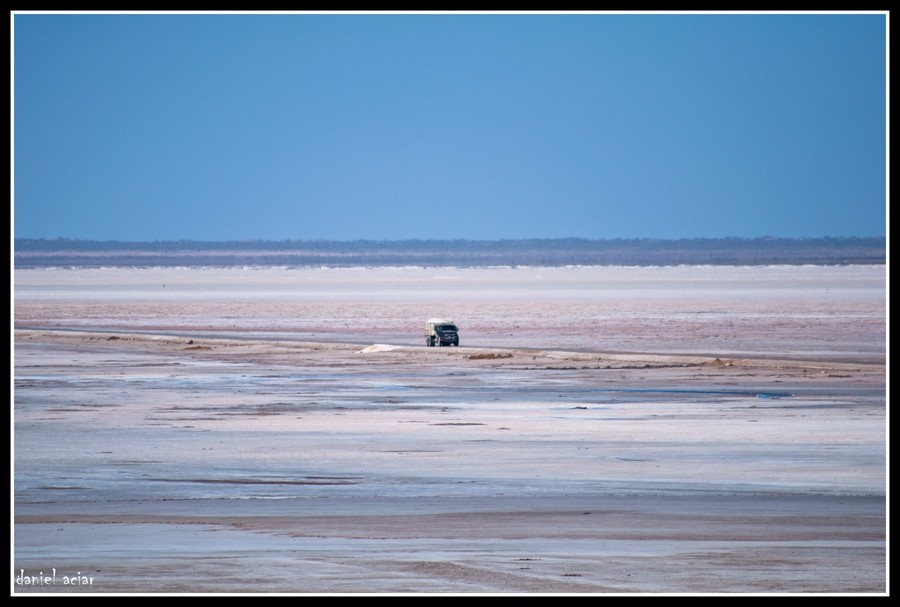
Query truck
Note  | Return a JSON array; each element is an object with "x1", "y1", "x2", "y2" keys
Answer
[{"x1": 425, "y1": 319, "x2": 459, "y2": 347}]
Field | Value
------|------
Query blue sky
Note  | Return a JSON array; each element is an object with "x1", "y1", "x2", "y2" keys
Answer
[{"x1": 12, "y1": 12, "x2": 887, "y2": 241}]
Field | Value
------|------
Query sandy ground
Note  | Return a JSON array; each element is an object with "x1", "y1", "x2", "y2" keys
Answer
[{"x1": 11, "y1": 265, "x2": 887, "y2": 594}]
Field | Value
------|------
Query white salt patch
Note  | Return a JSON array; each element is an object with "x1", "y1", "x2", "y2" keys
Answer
[{"x1": 358, "y1": 344, "x2": 403, "y2": 353}]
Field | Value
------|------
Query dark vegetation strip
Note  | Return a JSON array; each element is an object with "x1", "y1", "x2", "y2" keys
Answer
[{"x1": 13, "y1": 237, "x2": 886, "y2": 268}]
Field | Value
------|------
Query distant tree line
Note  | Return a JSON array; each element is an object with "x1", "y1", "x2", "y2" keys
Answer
[{"x1": 12, "y1": 237, "x2": 887, "y2": 268}]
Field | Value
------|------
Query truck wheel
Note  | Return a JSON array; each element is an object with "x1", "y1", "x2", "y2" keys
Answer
[{"x1": 427, "y1": 337, "x2": 434, "y2": 347}]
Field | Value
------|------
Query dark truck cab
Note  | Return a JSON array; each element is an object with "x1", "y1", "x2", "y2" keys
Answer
[{"x1": 425, "y1": 319, "x2": 459, "y2": 347}]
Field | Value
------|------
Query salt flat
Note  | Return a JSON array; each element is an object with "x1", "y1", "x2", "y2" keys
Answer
[{"x1": 12, "y1": 265, "x2": 887, "y2": 594}]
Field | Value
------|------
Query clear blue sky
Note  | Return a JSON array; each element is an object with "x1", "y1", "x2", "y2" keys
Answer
[{"x1": 12, "y1": 11, "x2": 887, "y2": 241}]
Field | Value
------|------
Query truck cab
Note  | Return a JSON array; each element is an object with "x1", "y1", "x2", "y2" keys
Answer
[{"x1": 425, "y1": 319, "x2": 459, "y2": 347}]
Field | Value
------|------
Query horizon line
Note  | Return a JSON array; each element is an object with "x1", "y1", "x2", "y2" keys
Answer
[{"x1": 13, "y1": 235, "x2": 888, "y2": 244}]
